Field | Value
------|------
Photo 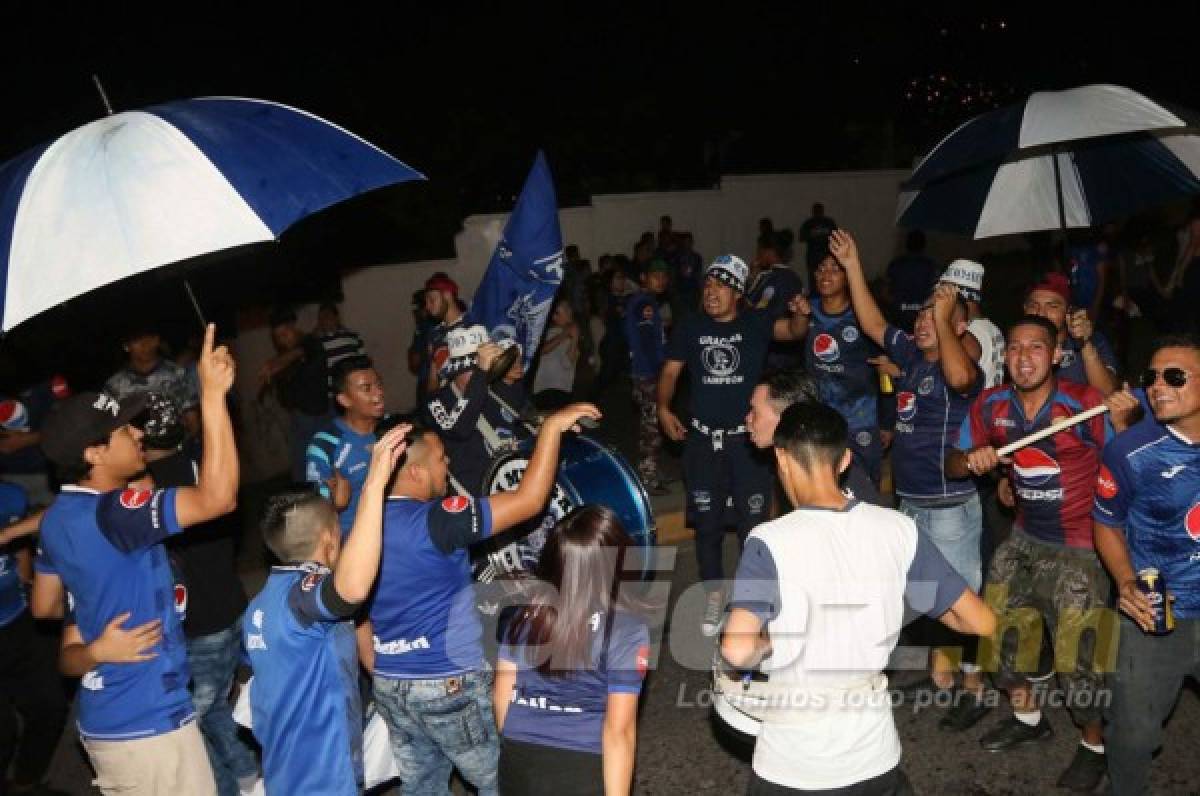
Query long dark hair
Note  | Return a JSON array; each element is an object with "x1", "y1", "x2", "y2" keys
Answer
[{"x1": 503, "y1": 505, "x2": 641, "y2": 676}]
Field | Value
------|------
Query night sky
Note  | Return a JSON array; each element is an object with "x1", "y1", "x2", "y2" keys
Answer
[{"x1": 1, "y1": 3, "x2": 1197, "y2": 383}]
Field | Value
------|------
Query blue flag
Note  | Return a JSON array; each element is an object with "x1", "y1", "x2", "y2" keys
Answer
[{"x1": 466, "y1": 152, "x2": 564, "y2": 369}]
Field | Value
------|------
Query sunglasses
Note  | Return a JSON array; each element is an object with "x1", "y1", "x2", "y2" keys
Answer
[{"x1": 1140, "y1": 368, "x2": 1192, "y2": 388}]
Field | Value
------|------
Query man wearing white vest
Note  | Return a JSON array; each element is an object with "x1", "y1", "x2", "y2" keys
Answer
[{"x1": 722, "y1": 401, "x2": 996, "y2": 794}]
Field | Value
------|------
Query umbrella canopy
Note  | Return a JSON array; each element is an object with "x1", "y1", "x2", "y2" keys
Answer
[
  {"x1": 0, "y1": 97, "x2": 424, "y2": 330},
  {"x1": 896, "y1": 84, "x2": 1200, "y2": 239}
]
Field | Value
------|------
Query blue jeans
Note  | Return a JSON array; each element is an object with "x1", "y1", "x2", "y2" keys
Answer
[
  {"x1": 372, "y1": 671, "x2": 499, "y2": 796},
  {"x1": 188, "y1": 621, "x2": 258, "y2": 796},
  {"x1": 900, "y1": 494, "x2": 983, "y2": 591}
]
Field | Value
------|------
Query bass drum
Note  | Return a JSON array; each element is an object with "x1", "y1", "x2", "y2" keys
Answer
[{"x1": 472, "y1": 434, "x2": 656, "y2": 582}]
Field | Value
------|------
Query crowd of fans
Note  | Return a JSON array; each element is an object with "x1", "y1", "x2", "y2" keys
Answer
[{"x1": 0, "y1": 197, "x2": 1199, "y2": 796}]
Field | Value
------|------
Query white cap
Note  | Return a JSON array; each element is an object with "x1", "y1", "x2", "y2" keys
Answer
[
  {"x1": 940, "y1": 259, "x2": 984, "y2": 302},
  {"x1": 705, "y1": 254, "x2": 749, "y2": 294}
]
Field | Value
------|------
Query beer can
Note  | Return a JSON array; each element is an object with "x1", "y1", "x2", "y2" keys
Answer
[{"x1": 1137, "y1": 568, "x2": 1175, "y2": 635}]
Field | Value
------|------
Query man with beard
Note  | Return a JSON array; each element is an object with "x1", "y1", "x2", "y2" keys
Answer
[
  {"x1": 306, "y1": 356, "x2": 388, "y2": 539},
  {"x1": 1094, "y1": 335, "x2": 1200, "y2": 794},
  {"x1": 657, "y1": 255, "x2": 808, "y2": 636},
  {"x1": 947, "y1": 316, "x2": 1134, "y2": 792}
]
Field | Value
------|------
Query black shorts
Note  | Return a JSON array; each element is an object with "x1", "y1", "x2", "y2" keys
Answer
[
  {"x1": 748, "y1": 765, "x2": 913, "y2": 796},
  {"x1": 498, "y1": 737, "x2": 603, "y2": 795}
]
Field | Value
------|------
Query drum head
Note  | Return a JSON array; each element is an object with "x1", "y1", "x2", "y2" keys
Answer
[{"x1": 471, "y1": 435, "x2": 656, "y2": 583}]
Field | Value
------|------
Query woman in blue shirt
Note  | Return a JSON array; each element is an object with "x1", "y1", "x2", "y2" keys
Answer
[{"x1": 494, "y1": 506, "x2": 650, "y2": 795}]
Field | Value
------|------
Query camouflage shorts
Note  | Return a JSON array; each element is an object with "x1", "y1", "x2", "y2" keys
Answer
[
  {"x1": 979, "y1": 529, "x2": 1117, "y2": 724},
  {"x1": 633, "y1": 377, "x2": 662, "y2": 488}
]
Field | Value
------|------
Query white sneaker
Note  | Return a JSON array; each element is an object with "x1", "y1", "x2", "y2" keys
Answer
[{"x1": 701, "y1": 591, "x2": 724, "y2": 637}]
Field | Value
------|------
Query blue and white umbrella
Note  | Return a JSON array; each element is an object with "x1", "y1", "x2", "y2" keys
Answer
[
  {"x1": 0, "y1": 97, "x2": 424, "y2": 330},
  {"x1": 897, "y1": 84, "x2": 1200, "y2": 239}
]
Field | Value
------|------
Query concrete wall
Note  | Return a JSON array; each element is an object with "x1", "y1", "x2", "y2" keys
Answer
[{"x1": 234, "y1": 168, "x2": 1002, "y2": 481}]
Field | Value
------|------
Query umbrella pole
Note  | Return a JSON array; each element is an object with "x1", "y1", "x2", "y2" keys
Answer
[
  {"x1": 183, "y1": 280, "x2": 208, "y2": 331},
  {"x1": 1052, "y1": 144, "x2": 1067, "y2": 233}
]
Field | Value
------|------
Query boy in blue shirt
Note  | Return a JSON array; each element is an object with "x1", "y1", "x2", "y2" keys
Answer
[
  {"x1": 244, "y1": 422, "x2": 410, "y2": 796},
  {"x1": 306, "y1": 355, "x2": 387, "y2": 537},
  {"x1": 35, "y1": 324, "x2": 238, "y2": 795}
]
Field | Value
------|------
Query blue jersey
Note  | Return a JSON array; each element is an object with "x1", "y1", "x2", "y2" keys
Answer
[
  {"x1": 1094, "y1": 422, "x2": 1200, "y2": 618},
  {"x1": 306, "y1": 417, "x2": 376, "y2": 537},
  {"x1": 624, "y1": 291, "x2": 666, "y2": 380},
  {"x1": 884, "y1": 325, "x2": 980, "y2": 501},
  {"x1": 370, "y1": 495, "x2": 494, "y2": 678},
  {"x1": 665, "y1": 309, "x2": 774, "y2": 429},
  {"x1": 34, "y1": 485, "x2": 191, "y2": 740},
  {"x1": 805, "y1": 300, "x2": 880, "y2": 431},
  {"x1": 244, "y1": 563, "x2": 362, "y2": 795},
  {"x1": 1057, "y1": 332, "x2": 1117, "y2": 387},
  {"x1": 0, "y1": 482, "x2": 29, "y2": 627},
  {"x1": 499, "y1": 610, "x2": 648, "y2": 755}
]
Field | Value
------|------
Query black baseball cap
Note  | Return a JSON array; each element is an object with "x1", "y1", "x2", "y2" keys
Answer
[{"x1": 41, "y1": 392, "x2": 149, "y2": 470}]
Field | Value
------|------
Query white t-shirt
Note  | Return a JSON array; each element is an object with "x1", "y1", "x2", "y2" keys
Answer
[
  {"x1": 968, "y1": 317, "x2": 1005, "y2": 388},
  {"x1": 533, "y1": 326, "x2": 576, "y2": 394},
  {"x1": 730, "y1": 501, "x2": 968, "y2": 790}
]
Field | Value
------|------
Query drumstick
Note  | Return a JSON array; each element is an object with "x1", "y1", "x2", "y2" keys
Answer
[{"x1": 996, "y1": 404, "x2": 1110, "y2": 457}]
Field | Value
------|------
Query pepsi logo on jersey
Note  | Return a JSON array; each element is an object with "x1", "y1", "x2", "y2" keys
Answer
[
  {"x1": 812, "y1": 333, "x2": 840, "y2": 363},
  {"x1": 1186, "y1": 503, "x2": 1200, "y2": 542},
  {"x1": 1012, "y1": 448, "x2": 1061, "y2": 487}
]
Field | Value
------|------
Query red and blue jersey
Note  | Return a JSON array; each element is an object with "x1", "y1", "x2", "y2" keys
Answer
[
  {"x1": 369, "y1": 495, "x2": 494, "y2": 678},
  {"x1": 35, "y1": 485, "x2": 192, "y2": 739},
  {"x1": 244, "y1": 563, "x2": 363, "y2": 795},
  {"x1": 958, "y1": 381, "x2": 1112, "y2": 549},
  {"x1": 804, "y1": 300, "x2": 880, "y2": 432},
  {"x1": 884, "y1": 325, "x2": 981, "y2": 501},
  {"x1": 1093, "y1": 421, "x2": 1200, "y2": 618}
]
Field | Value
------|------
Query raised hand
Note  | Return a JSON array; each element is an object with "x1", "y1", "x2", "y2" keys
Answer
[
  {"x1": 476, "y1": 342, "x2": 501, "y2": 373},
  {"x1": 197, "y1": 323, "x2": 236, "y2": 397},
  {"x1": 545, "y1": 402, "x2": 602, "y2": 435},
  {"x1": 1067, "y1": 309, "x2": 1094, "y2": 342},
  {"x1": 931, "y1": 283, "x2": 959, "y2": 324},
  {"x1": 788, "y1": 294, "x2": 812, "y2": 317},
  {"x1": 365, "y1": 424, "x2": 412, "y2": 489},
  {"x1": 828, "y1": 229, "x2": 861, "y2": 271}
]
